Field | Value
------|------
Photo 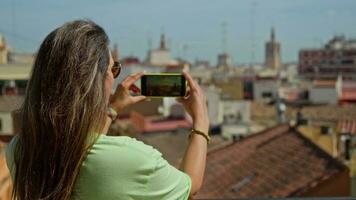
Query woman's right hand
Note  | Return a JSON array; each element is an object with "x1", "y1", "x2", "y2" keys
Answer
[
  {"x1": 177, "y1": 71, "x2": 210, "y2": 133},
  {"x1": 109, "y1": 72, "x2": 147, "y2": 113}
]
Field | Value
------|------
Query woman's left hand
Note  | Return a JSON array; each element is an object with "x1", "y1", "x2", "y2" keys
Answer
[{"x1": 109, "y1": 72, "x2": 147, "y2": 112}]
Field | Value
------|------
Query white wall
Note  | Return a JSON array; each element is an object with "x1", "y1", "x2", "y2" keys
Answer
[
  {"x1": 310, "y1": 87, "x2": 337, "y2": 104},
  {"x1": 203, "y1": 86, "x2": 223, "y2": 127},
  {"x1": 221, "y1": 124, "x2": 249, "y2": 140},
  {"x1": 222, "y1": 100, "x2": 251, "y2": 123},
  {"x1": 253, "y1": 80, "x2": 278, "y2": 101},
  {"x1": 148, "y1": 50, "x2": 174, "y2": 66}
]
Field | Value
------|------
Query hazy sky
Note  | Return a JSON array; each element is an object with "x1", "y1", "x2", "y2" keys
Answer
[{"x1": 1, "y1": 0, "x2": 356, "y2": 64}]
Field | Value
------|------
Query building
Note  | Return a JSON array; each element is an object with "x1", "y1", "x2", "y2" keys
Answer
[
  {"x1": 299, "y1": 36, "x2": 356, "y2": 79},
  {"x1": 202, "y1": 85, "x2": 223, "y2": 127},
  {"x1": 222, "y1": 100, "x2": 251, "y2": 124},
  {"x1": 299, "y1": 105, "x2": 356, "y2": 160},
  {"x1": 0, "y1": 63, "x2": 32, "y2": 95},
  {"x1": 8, "y1": 52, "x2": 35, "y2": 64},
  {"x1": 217, "y1": 53, "x2": 232, "y2": 68},
  {"x1": 309, "y1": 79, "x2": 338, "y2": 104},
  {"x1": 337, "y1": 78, "x2": 356, "y2": 104},
  {"x1": 147, "y1": 34, "x2": 178, "y2": 66},
  {"x1": 190, "y1": 68, "x2": 212, "y2": 85},
  {"x1": 0, "y1": 34, "x2": 8, "y2": 64},
  {"x1": 195, "y1": 124, "x2": 350, "y2": 198},
  {"x1": 130, "y1": 111, "x2": 191, "y2": 133},
  {"x1": 265, "y1": 27, "x2": 281, "y2": 69},
  {"x1": 253, "y1": 77, "x2": 279, "y2": 102},
  {"x1": 213, "y1": 76, "x2": 245, "y2": 100},
  {"x1": 220, "y1": 100, "x2": 251, "y2": 140}
]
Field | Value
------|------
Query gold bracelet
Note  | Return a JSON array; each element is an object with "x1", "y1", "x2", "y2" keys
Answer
[{"x1": 189, "y1": 129, "x2": 210, "y2": 144}]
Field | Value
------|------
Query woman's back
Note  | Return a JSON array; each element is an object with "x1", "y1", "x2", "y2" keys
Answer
[
  {"x1": 6, "y1": 19, "x2": 209, "y2": 199},
  {"x1": 6, "y1": 135, "x2": 191, "y2": 200}
]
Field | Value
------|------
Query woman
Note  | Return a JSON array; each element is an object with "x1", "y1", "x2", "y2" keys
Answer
[{"x1": 5, "y1": 20, "x2": 209, "y2": 200}]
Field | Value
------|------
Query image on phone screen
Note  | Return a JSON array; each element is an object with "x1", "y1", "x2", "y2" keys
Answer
[{"x1": 141, "y1": 74, "x2": 186, "y2": 97}]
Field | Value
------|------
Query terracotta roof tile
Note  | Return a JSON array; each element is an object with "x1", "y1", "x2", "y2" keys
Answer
[{"x1": 195, "y1": 124, "x2": 348, "y2": 199}]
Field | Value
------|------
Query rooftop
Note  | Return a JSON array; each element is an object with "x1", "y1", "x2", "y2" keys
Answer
[
  {"x1": 194, "y1": 124, "x2": 349, "y2": 199},
  {"x1": 301, "y1": 105, "x2": 356, "y2": 123}
]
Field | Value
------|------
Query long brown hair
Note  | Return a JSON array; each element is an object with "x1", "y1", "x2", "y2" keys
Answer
[{"x1": 13, "y1": 20, "x2": 110, "y2": 199}]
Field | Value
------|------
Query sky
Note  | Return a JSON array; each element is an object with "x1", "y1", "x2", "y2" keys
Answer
[{"x1": 1, "y1": 0, "x2": 356, "y2": 65}]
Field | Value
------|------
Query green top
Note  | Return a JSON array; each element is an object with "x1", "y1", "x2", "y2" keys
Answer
[{"x1": 5, "y1": 134, "x2": 192, "y2": 200}]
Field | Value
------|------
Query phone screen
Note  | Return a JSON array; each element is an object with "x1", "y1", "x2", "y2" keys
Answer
[{"x1": 141, "y1": 74, "x2": 186, "y2": 97}]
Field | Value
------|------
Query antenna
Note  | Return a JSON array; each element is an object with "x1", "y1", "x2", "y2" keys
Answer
[
  {"x1": 146, "y1": 31, "x2": 152, "y2": 51},
  {"x1": 11, "y1": 0, "x2": 16, "y2": 38},
  {"x1": 221, "y1": 21, "x2": 228, "y2": 54},
  {"x1": 182, "y1": 44, "x2": 188, "y2": 60},
  {"x1": 249, "y1": 1, "x2": 257, "y2": 66}
]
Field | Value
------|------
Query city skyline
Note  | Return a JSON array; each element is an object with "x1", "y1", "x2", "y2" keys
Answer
[{"x1": 1, "y1": 0, "x2": 356, "y2": 64}]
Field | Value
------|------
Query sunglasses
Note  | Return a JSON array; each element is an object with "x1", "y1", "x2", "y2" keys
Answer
[{"x1": 111, "y1": 61, "x2": 122, "y2": 79}]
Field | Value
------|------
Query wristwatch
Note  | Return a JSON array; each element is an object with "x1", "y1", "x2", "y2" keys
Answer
[
  {"x1": 189, "y1": 128, "x2": 210, "y2": 144},
  {"x1": 107, "y1": 106, "x2": 118, "y2": 121}
]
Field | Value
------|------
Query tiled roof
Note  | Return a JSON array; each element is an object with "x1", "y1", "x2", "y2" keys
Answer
[
  {"x1": 301, "y1": 105, "x2": 356, "y2": 122},
  {"x1": 340, "y1": 89, "x2": 356, "y2": 101},
  {"x1": 139, "y1": 130, "x2": 228, "y2": 166},
  {"x1": 337, "y1": 120, "x2": 356, "y2": 135},
  {"x1": 195, "y1": 124, "x2": 348, "y2": 198},
  {"x1": 313, "y1": 80, "x2": 336, "y2": 88}
]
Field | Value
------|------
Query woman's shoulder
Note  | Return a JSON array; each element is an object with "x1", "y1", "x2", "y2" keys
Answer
[
  {"x1": 95, "y1": 135, "x2": 162, "y2": 157},
  {"x1": 85, "y1": 135, "x2": 162, "y2": 169}
]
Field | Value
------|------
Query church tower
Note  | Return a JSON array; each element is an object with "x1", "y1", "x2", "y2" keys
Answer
[
  {"x1": 159, "y1": 33, "x2": 167, "y2": 50},
  {"x1": 265, "y1": 27, "x2": 281, "y2": 69}
]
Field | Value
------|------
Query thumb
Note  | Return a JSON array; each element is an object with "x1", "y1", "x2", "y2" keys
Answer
[{"x1": 131, "y1": 95, "x2": 147, "y2": 103}]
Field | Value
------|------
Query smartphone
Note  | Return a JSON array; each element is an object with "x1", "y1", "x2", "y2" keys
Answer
[{"x1": 141, "y1": 73, "x2": 187, "y2": 97}]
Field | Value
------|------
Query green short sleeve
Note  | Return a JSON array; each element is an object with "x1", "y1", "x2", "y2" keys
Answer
[
  {"x1": 145, "y1": 150, "x2": 192, "y2": 200},
  {"x1": 72, "y1": 135, "x2": 191, "y2": 200},
  {"x1": 5, "y1": 135, "x2": 192, "y2": 200}
]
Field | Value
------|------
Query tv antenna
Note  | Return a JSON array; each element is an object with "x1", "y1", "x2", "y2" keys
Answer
[
  {"x1": 249, "y1": 1, "x2": 257, "y2": 66},
  {"x1": 221, "y1": 21, "x2": 228, "y2": 54}
]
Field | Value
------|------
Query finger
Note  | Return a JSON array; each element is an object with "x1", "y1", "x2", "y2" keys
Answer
[
  {"x1": 131, "y1": 95, "x2": 147, "y2": 104},
  {"x1": 182, "y1": 71, "x2": 198, "y2": 91},
  {"x1": 122, "y1": 72, "x2": 144, "y2": 88},
  {"x1": 184, "y1": 90, "x2": 191, "y2": 99}
]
